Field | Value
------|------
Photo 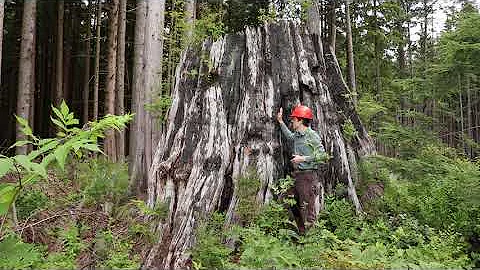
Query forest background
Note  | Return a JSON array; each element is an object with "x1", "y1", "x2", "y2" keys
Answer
[{"x1": 0, "y1": 0, "x2": 479, "y2": 269}]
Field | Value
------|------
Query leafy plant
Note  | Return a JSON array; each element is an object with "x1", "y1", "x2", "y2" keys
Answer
[
  {"x1": 0, "y1": 101, "x2": 132, "y2": 221},
  {"x1": 0, "y1": 235, "x2": 43, "y2": 269},
  {"x1": 191, "y1": 212, "x2": 232, "y2": 270},
  {"x1": 76, "y1": 158, "x2": 130, "y2": 206},
  {"x1": 15, "y1": 189, "x2": 48, "y2": 220},
  {"x1": 342, "y1": 119, "x2": 359, "y2": 142},
  {"x1": 235, "y1": 170, "x2": 261, "y2": 224}
]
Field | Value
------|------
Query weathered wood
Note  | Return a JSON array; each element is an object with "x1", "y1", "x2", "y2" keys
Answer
[{"x1": 145, "y1": 20, "x2": 375, "y2": 269}]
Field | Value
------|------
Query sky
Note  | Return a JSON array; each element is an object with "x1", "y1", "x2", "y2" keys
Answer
[{"x1": 429, "y1": 0, "x2": 480, "y2": 38}]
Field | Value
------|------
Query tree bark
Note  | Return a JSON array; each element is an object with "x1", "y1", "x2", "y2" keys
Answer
[
  {"x1": 185, "y1": 0, "x2": 196, "y2": 37},
  {"x1": 0, "y1": 0, "x2": 4, "y2": 82},
  {"x1": 16, "y1": 0, "x2": 37, "y2": 155},
  {"x1": 55, "y1": 0, "x2": 64, "y2": 106},
  {"x1": 144, "y1": 20, "x2": 375, "y2": 269},
  {"x1": 129, "y1": 0, "x2": 147, "y2": 193},
  {"x1": 345, "y1": 0, "x2": 356, "y2": 103},
  {"x1": 104, "y1": 0, "x2": 119, "y2": 161},
  {"x1": 329, "y1": 0, "x2": 336, "y2": 53},
  {"x1": 144, "y1": 0, "x2": 165, "y2": 174},
  {"x1": 93, "y1": 0, "x2": 101, "y2": 121},
  {"x1": 115, "y1": 0, "x2": 127, "y2": 162},
  {"x1": 82, "y1": 0, "x2": 92, "y2": 124}
]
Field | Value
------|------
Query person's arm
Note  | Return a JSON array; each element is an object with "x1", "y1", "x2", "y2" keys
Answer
[{"x1": 277, "y1": 108, "x2": 294, "y2": 141}]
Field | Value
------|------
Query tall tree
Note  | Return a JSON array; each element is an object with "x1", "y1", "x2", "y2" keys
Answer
[
  {"x1": 144, "y1": 0, "x2": 166, "y2": 193},
  {"x1": 83, "y1": 0, "x2": 92, "y2": 124},
  {"x1": 0, "y1": 0, "x2": 4, "y2": 82},
  {"x1": 104, "y1": 0, "x2": 119, "y2": 160},
  {"x1": 93, "y1": 0, "x2": 101, "y2": 121},
  {"x1": 115, "y1": 0, "x2": 127, "y2": 161},
  {"x1": 129, "y1": 0, "x2": 147, "y2": 193},
  {"x1": 345, "y1": 0, "x2": 356, "y2": 102},
  {"x1": 55, "y1": 0, "x2": 64, "y2": 106},
  {"x1": 16, "y1": 0, "x2": 37, "y2": 154},
  {"x1": 329, "y1": 0, "x2": 336, "y2": 52}
]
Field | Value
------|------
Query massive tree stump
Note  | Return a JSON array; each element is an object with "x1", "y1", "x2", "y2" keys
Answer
[{"x1": 144, "y1": 20, "x2": 375, "y2": 269}]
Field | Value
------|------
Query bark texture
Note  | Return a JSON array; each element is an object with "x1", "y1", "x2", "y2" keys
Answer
[
  {"x1": 104, "y1": 0, "x2": 119, "y2": 160},
  {"x1": 16, "y1": 0, "x2": 37, "y2": 155},
  {"x1": 145, "y1": 20, "x2": 375, "y2": 269}
]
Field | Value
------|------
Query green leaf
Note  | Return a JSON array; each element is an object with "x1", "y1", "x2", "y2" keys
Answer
[
  {"x1": 14, "y1": 155, "x2": 32, "y2": 172},
  {"x1": 82, "y1": 144, "x2": 102, "y2": 153},
  {"x1": 0, "y1": 183, "x2": 17, "y2": 215},
  {"x1": 38, "y1": 138, "x2": 55, "y2": 146},
  {"x1": 54, "y1": 145, "x2": 69, "y2": 171},
  {"x1": 10, "y1": 140, "x2": 31, "y2": 148},
  {"x1": 52, "y1": 106, "x2": 64, "y2": 122},
  {"x1": 27, "y1": 150, "x2": 41, "y2": 160},
  {"x1": 15, "y1": 115, "x2": 28, "y2": 127},
  {"x1": 60, "y1": 100, "x2": 69, "y2": 117},
  {"x1": 30, "y1": 163, "x2": 47, "y2": 178},
  {"x1": 66, "y1": 112, "x2": 75, "y2": 121},
  {"x1": 66, "y1": 118, "x2": 79, "y2": 126},
  {"x1": 51, "y1": 116, "x2": 67, "y2": 131},
  {"x1": 40, "y1": 153, "x2": 56, "y2": 168},
  {"x1": 0, "y1": 158, "x2": 13, "y2": 178}
]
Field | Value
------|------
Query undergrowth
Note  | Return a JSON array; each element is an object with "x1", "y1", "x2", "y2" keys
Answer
[{"x1": 191, "y1": 142, "x2": 479, "y2": 269}]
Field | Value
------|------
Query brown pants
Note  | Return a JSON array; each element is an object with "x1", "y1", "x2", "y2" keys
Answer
[{"x1": 287, "y1": 170, "x2": 320, "y2": 234}]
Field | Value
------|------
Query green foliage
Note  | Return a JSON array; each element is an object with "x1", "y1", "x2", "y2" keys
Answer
[
  {"x1": 377, "y1": 122, "x2": 440, "y2": 158},
  {"x1": 254, "y1": 200, "x2": 296, "y2": 238},
  {"x1": 0, "y1": 101, "x2": 131, "y2": 218},
  {"x1": 342, "y1": 119, "x2": 359, "y2": 142},
  {"x1": 235, "y1": 226, "x2": 301, "y2": 268},
  {"x1": 235, "y1": 170, "x2": 261, "y2": 224},
  {"x1": 145, "y1": 94, "x2": 173, "y2": 123},
  {"x1": 33, "y1": 223, "x2": 84, "y2": 269},
  {"x1": 15, "y1": 189, "x2": 48, "y2": 220},
  {"x1": 191, "y1": 3, "x2": 225, "y2": 45},
  {"x1": 76, "y1": 158, "x2": 129, "y2": 206},
  {"x1": 0, "y1": 235, "x2": 43, "y2": 269},
  {"x1": 365, "y1": 145, "x2": 480, "y2": 240},
  {"x1": 322, "y1": 196, "x2": 359, "y2": 240},
  {"x1": 192, "y1": 171, "x2": 476, "y2": 269},
  {"x1": 131, "y1": 199, "x2": 168, "y2": 219},
  {"x1": 97, "y1": 230, "x2": 140, "y2": 269},
  {"x1": 222, "y1": 0, "x2": 269, "y2": 33},
  {"x1": 191, "y1": 212, "x2": 232, "y2": 270}
]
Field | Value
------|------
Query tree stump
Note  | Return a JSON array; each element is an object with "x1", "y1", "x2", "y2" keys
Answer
[{"x1": 144, "y1": 20, "x2": 375, "y2": 269}]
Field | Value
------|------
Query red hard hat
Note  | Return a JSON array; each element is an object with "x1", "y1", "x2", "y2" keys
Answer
[{"x1": 290, "y1": 105, "x2": 314, "y2": 120}]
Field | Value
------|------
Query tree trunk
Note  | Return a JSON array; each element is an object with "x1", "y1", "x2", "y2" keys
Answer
[
  {"x1": 144, "y1": 0, "x2": 165, "y2": 175},
  {"x1": 373, "y1": 0, "x2": 381, "y2": 95},
  {"x1": 345, "y1": 0, "x2": 356, "y2": 103},
  {"x1": 185, "y1": 0, "x2": 196, "y2": 38},
  {"x1": 466, "y1": 74, "x2": 472, "y2": 158},
  {"x1": 329, "y1": 0, "x2": 336, "y2": 53},
  {"x1": 55, "y1": 0, "x2": 64, "y2": 106},
  {"x1": 93, "y1": 0, "x2": 101, "y2": 121},
  {"x1": 16, "y1": 0, "x2": 37, "y2": 155},
  {"x1": 104, "y1": 0, "x2": 119, "y2": 160},
  {"x1": 115, "y1": 0, "x2": 127, "y2": 162},
  {"x1": 0, "y1": 0, "x2": 4, "y2": 82},
  {"x1": 82, "y1": 0, "x2": 92, "y2": 124},
  {"x1": 129, "y1": 0, "x2": 147, "y2": 194},
  {"x1": 144, "y1": 20, "x2": 375, "y2": 269}
]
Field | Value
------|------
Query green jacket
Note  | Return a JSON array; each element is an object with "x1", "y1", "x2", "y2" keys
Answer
[{"x1": 279, "y1": 122, "x2": 325, "y2": 170}]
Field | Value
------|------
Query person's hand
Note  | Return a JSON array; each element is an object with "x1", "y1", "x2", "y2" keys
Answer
[
  {"x1": 291, "y1": 155, "x2": 305, "y2": 164},
  {"x1": 277, "y1": 108, "x2": 283, "y2": 123}
]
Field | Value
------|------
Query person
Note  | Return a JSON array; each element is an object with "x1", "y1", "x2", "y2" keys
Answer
[{"x1": 276, "y1": 104, "x2": 325, "y2": 234}]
